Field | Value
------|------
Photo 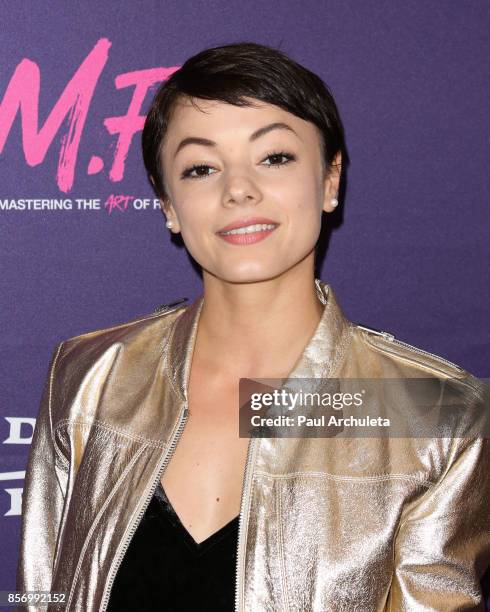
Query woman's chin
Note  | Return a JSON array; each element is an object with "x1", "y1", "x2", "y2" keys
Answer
[{"x1": 204, "y1": 266, "x2": 295, "y2": 285}]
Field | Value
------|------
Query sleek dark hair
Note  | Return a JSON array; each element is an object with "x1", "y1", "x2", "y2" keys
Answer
[{"x1": 142, "y1": 41, "x2": 348, "y2": 201}]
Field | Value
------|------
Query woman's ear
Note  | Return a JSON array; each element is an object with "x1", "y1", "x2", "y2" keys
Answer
[
  {"x1": 160, "y1": 196, "x2": 180, "y2": 234},
  {"x1": 149, "y1": 174, "x2": 180, "y2": 233},
  {"x1": 322, "y1": 151, "x2": 342, "y2": 213}
]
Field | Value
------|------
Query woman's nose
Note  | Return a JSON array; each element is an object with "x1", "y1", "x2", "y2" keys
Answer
[{"x1": 221, "y1": 173, "x2": 263, "y2": 208}]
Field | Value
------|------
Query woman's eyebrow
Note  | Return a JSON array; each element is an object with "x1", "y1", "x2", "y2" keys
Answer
[{"x1": 173, "y1": 122, "x2": 298, "y2": 158}]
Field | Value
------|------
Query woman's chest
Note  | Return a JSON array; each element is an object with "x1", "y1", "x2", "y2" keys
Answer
[{"x1": 160, "y1": 384, "x2": 250, "y2": 545}]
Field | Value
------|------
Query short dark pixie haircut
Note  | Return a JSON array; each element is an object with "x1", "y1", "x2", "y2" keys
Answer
[{"x1": 142, "y1": 41, "x2": 347, "y2": 202}]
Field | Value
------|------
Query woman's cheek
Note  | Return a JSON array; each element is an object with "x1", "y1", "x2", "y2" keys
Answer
[{"x1": 295, "y1": 195, "x2": 320, "y2": 226}]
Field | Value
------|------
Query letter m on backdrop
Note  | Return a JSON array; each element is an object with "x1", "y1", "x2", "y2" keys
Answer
[{"x1": 0, "y1": 38, "x2": 110, "y2": 192}]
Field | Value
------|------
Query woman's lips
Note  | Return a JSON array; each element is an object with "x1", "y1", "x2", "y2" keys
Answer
[{"x1": 216, "y1": 222, "x2": 279, "y2": 245}]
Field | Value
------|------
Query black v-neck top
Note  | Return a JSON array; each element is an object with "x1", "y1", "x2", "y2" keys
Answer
[{"x1": 106, "y1": 482, "x2": 240, "y2": 611}]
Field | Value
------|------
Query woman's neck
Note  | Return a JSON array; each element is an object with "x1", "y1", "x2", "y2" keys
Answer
[{"x1": 196, "y1": 267, "x2": 324, "y2": 379}]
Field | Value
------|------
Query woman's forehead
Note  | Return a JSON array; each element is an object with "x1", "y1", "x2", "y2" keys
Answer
[{"x1": 165, "y1": 97, "x2": 314, "y2": 143}]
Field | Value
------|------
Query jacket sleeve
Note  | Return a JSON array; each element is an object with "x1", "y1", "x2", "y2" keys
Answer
[
  {"x1": 387, "y1": 435, "x2": 490, "y2": 611},
  {"x1": 16, "y1": 342, "x2": 69, "y2": 609}
]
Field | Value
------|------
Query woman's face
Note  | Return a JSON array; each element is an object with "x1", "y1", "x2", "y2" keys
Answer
[{"x1": 158, "y1": 96, "x2": 341, "y2": 284}]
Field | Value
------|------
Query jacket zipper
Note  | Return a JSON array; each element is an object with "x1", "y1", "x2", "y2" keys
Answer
[
  {"x1": 234, "y1": 435, "x2": 257, "y2": 612},
  {"x1": 99, "y1": 406, "x2": 257, "y2": 612},
  {"x1": 356, "y1": 324, "x2": 464, "y2": 372},
  {"x1": 99, "y1": 405, "x2": 190, "y2": 612}
]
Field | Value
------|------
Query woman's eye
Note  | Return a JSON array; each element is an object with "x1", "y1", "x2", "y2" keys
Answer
[
  {"x1": 180, "y1": 164, "x2": 216, "y2": 180},
  {"x1": 262, "y1": 151, "x2": 296, "y2": 168},
  {"x1": 180, "y1": 151, "x2": 295, "y2": 180}
]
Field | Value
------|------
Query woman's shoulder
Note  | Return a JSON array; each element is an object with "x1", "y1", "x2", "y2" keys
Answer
[
  {"x1": 44, "y1": 298, "x2": 190, "y2": 425},
  {"x1": 350, "y1": 322, "x2": 487, "y2": 412},
  {"x1": 348, "y1": 324, "x2": 488, "y2": 460},
  {"x1": 62, "y1": 298, "x2": 188, "y2": 347},
  {"x1": 53, "y1": 298, "x2": 189, "y2": 377},
  {"x1": 352, "y1": 321, "x2": 474, "y2": 379}
]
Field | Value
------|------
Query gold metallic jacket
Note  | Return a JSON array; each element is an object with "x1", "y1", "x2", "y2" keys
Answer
[{"x1": 17, "y1": 279, "x2": 490, "y2": 611}]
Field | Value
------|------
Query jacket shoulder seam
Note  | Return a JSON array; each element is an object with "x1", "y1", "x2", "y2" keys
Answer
[
  {"x1": 61, "y1": 304, "x2": 187, "y2": 344},
  {"x1": 357, "y1": 327, "x2": 469, "y2": 378},
  {"x1": 357, "y1": 328, "x2": 484, "y2": 416}
]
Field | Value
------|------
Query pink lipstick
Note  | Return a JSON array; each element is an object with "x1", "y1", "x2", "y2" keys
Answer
[{"x1": 216, "y1": 216, "x2": 279, "y2": 245}]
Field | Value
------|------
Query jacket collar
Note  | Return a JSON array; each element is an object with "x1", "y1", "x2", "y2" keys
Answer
[{"x1": 166, "y1": 278, "x2": 352, "y2": 403}]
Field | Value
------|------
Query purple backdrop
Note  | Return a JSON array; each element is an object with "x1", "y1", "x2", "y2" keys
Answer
[{"x1": 1, "y1": 0, "x2": 489, "y2": 603}]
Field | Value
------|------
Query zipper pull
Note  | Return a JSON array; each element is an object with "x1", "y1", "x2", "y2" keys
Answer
[
  {"x1": 153, "y1": 297, "x2": 188, "y2": 314},
  {"x1": 356, "y1": 323, "x2": 395, "y2": 342}
]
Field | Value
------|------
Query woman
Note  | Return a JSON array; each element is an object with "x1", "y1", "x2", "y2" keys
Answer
[{"x1": 17, "y1": 42, "x2": 490, "y2": 611}]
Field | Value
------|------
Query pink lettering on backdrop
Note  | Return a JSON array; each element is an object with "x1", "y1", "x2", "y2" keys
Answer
[
  {"x1": 0, "y1": 39, "x2": 111, "y2": 193},
  {"x1": 104, "y1": 67, "x2": 178, "y2": 182},
  {"x1": 0, "y1": 39, "x2": 180, "y2": 192},
  {"x1": 104, "y1": 193, "x2": 134, "y2": 213}
]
